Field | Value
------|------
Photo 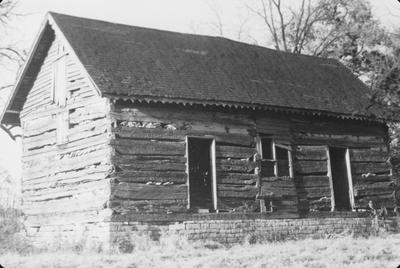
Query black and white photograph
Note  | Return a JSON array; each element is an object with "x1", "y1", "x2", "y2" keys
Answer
[{"x1": 1, "y1": 0, "x2": 400, "y2": 267}]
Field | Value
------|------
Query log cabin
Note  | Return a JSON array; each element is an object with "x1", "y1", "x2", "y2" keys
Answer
[{"x1": 0, "y1": 12, "x2": 396, "y2": 247}]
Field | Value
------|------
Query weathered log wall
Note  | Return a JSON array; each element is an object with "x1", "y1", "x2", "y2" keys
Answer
[
  {"x1": 109, "y1": 102, "x2": 394, "y2": 218},
  {"x1": 20, "y1": 32, "x2": 113, "y2": 236},
  {"x1": 109, "y1": 103, "x2": 259, "y2": 216},
  {"x1": 291, "y1": 115, "x2": 392, "y2": 212}
]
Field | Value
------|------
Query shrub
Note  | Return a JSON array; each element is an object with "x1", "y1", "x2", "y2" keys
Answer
[{"x1": 0, "y1": 206, "x2": 32, "y2": 255}]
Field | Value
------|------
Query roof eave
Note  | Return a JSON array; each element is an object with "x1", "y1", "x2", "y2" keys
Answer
[
  {"x1": 105, "y1": 94, "x2": 390, "y2": 124},
  {"x1": 1, "y1": 12, "x2": 103, "y2": 125},
  {"x1": 0, "y1": 13, "x2": 51, "y2": 125}
]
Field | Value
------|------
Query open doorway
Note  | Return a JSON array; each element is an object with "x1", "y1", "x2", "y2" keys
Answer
[
  {"x1": 329, "y1": 147, "x2": 353, "y2": 211},
  {"x1": 187, "y1": 137, "x2": 216, "y2": 212}
]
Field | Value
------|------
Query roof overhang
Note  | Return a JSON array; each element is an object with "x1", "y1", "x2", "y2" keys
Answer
[
  {"x1": 1, "y1": 13, "x2": 101, "y2": 125},
  {"x1": 0, "y1": 14, "x2": 51, "y2": 125}
]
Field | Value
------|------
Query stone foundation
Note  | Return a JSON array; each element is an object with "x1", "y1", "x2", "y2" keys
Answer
[
  {"x1": 110, "y1": 216, "x2": 400, "y2": 251},
  {"x1": 24, "y1": 215, "x2": 400, "y2": 252}
]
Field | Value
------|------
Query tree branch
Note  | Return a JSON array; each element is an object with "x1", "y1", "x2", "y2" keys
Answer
[{"x1": 0, "y1": 125, "x2": 20, "y2": 141}]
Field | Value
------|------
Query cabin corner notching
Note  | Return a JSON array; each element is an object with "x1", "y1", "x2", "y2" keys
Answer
[{"x1": 0, "y1": 12, "x2": 396, "y2": 247}]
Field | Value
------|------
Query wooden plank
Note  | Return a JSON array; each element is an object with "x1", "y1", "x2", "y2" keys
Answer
[
  {"x1": 352, "y1": 174, "x2": 393, "y2": 184},
  {"x1": 23, "y1": 165, "x2": 111, "y2": 191},
  {"x1": 112, "y1": 171, "x2": 187, "y2": 184},
  {"x1": 112, "y1": 139, "x2": 185, "y2": 156},
  {"x1": 216, "y1": 159, "x2": 257, "y2": 173},
  {"x1": 114, "y1": 127, "x2": 184, "y2": 141},
  {"x1": 217, "y1": 185, "x2": 258, "y2": 198},
  {"x1": 216, "y1": 145, "x2": 256, "y2": 159},
  {"x1": 113, "y1": 127, "x2": 254, "y2": 147},
  {"x1": 112, "y1": 104, "x2": 253, "y2": 127},
  {"x1": 356, "y1": 195, "x2": 395, "y2": 208},
  {"x1": 309, "y1": 197, "x2": 332, "y2": 211},
  {"x1": 293, "y1": 132, "x2": 385, "y2": 147},
  {"x1": 353, "y1": 181, "x2": 394, "y2": 197},
  {"x1": 216, "y1": 198, "x2": 258, "y2": 212},
  {"x1": 111, "y1": 182, "x2": 187, "y2": 200},
  {"x1": 295, "y1": 176, "x2": 330, "y2": 188},
  {"x1": 351, "y1": 162, "x2": 391, "y2": 175},
  {"x1": 290, "y1": 116, "x2": 386, "y2": 137},
  {"x1": 24, "y1": 147, "x2": 110, "y2": 180},
  {"x1": 109, "y1": 199, "x2": 187, "y2": 213},
  {"x1": 294, "y1": 146, "x2": 327, "y2": 160},
  {"x1": 259, "y1": 186, "x2": 297, "y2": 197},
  {"x1": 217, "y1": 173, "x2": 258, "y2": 185},
  {"x1": 294, "y1": 160, "x2": 327, "y2": 175},
  {"x1": 349, "y1": 149, "x2": 389, "y2": 162},
  {"x1": 114, "y1": 156, "x2": 186, "y2": 172},
  {"x1": 299, "y1": 187, "x2": 331, "y2": 199}
]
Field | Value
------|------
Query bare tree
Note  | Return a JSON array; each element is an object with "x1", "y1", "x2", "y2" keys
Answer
[
  {"x1": 0, "y1": 0, "x2": 25, "y2": 141},
  {"x1": 245, "y1": 0, "x2": 376, "y2": 56},
  {"x1": 0, "y1": 0, "x2": 24, "y2": 65}
]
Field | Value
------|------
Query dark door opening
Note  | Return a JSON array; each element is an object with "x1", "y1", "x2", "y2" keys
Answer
[
  {"x1": 329, "y1": 147, "x2": 352, "y2": 211},
  {"x1": 187, "y1": 137, "x2": 214, "y2": 211}
]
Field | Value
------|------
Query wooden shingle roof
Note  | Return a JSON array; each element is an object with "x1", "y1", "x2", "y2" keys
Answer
[{"x1": 1, "y1": 12, "x2": 391, "y2": 124}]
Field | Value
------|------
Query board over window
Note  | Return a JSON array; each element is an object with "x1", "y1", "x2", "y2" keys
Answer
[
  {"x1": 258, "y1": 137, "x2": 293, "y2": 178},
  {"x1": 186, "y1": 137, "x2": 217, "y2": 212},
  {"x1": 327, "y1": 147, "x2": 355, "y2": 211},
  {"x1": 56, "y1": 110, "x2": 69, "y2": 145},
  {"x1": 51, "y1": 44, "x2": 67, "y2": 107}
]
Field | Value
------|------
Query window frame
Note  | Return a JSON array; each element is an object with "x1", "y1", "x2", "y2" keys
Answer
[{"x1": 257, "y1": 136, "x2": 293, "y2": 178}]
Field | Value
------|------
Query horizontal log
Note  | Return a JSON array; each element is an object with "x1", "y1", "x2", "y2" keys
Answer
[
  {"x1": 112, "y1": 171, "x2": 187, "y2": 184},
  {"x1": 294, "y1": 160, "x2": 327, "y2": 175},
  {"x1": 109, "y1": 199, "x2": 187, "y2": 213},
  {"x1": 23, "y1": 165, "x2": 111, "y2": 191},
  {"x1": 23, "y1": 180, "x2": 108, "y2": 203},
  {"x1": 68, "y1": 122, "x2": 109, "y2": 143},
  {"x1": 216, "y1": 198, "x2": 257, "y2": 212},
  {"x1": 293, "y1": 132, "x2": 385, "y2": 147},
  {"x1": 22, "y1": 97, "x2": 108, "y2": 122},
  {"x1": 217, "y1": 185, "x2": 258, "y2": 198},
  {"x1": 114, "y1": 127, "x2": 183, "y2": 141},
  {"x1": 352, "y1": 174, "x2": 393, "y2": 184},
  {"x1": 113, "y1": 156, "x2": 186, "y2": 172},
  {"x1": 351, "y1": 162, "x2": 391, "y2": 175},
  {"x1": 349, "y1": 148, "x2": 389, "y2": 162},
  {"x1": 111, "y1": 182, "x2": 187, "y2": 200},
  {"x1": 294, "y1": 146, "x2": 327, "y2": 161},
  {"x1": 261, "y1": 178, "x2": 297, "y2": 188},
  {"x1": 291, "y1": 117, "x2": 386, "y2": 137},
  {"x1": 216, "y1": 145, "x2": 256, "y2": 159},
  {"x1": 355, "y1": 195, "x2": 395, "y2": 208},
  {"x1": 259, "y1": 186, "x2": 297, "y2": 197},
  {"x1": 309, "y1": 197, "x2": 332, "y2": 211},
  {"x1": 216, "y1": 159, "x2": 257, "y2": 173},
  {"x1": 295, "y1": 176, "x2": 330, "y2": 188},
  {"x1": 23, "y1": 147, "x2": 110, "y2": 180},
  {"x1": 299, "y1": 187, "x2": 331, "y2": 199},
  {"x1": 218, "y1": 173, "x2": 258, "y2": 185},
  {"x1": 353, "y1": 182, "x2": 394, "y2": 197},
  {"x1": 113, "y1": 127, "x2": 254, "y2": 147},
  {"x1": 111, "y1": 104, "x2": 253, "y2": 127},
  {"x1": 24, "y1": 209, "x2": 109, "y2": 226},
  {"x1": 112, "y1": 139, "x2": 185, "y2": 156}
]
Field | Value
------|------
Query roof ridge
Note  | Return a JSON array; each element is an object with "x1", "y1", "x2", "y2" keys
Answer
[{"x1": 49, "y1": 11, "x2": 338, "y2": 64}]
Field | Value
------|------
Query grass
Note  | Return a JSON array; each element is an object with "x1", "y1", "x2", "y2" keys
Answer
[{"x1": 1, "y1": 234, "x2": 400, "y2": 268}]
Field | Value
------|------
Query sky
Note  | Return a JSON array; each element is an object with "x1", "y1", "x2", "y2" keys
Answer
[{"x1": 1, "y1": 0, "x2": 400, "y2": 178}]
